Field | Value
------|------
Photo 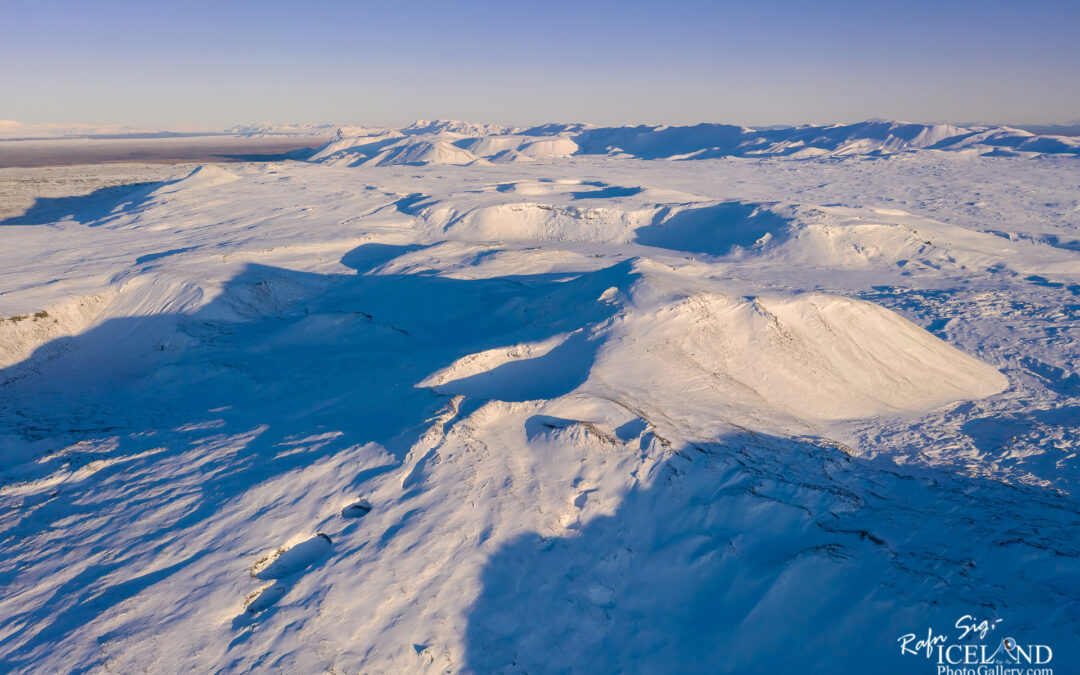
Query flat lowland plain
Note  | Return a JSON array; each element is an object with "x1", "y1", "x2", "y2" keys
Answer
[{"x1": 0, "y1": 134, "x2": 327, "y2": 169}]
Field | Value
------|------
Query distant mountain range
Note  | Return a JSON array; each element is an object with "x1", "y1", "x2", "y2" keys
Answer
[
  {"x1": 5, "y1": 119, "x2": 1078, "y2": 160},
  {"x1": 307, "y1": 119, "x2": 1080, "y2": 166}
]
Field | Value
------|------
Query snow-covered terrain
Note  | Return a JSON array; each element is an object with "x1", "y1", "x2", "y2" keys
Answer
[
  {"x1": 0, "y1": 164, "x2": 199, "y2": 221},
  {"x1": 1, "y1": 125, "x2": 1079, "y2": 672},
  {"x1": 228, "y1": 123, "x2": 344, "y2": 138},
  {"x1": 310, "y1": 119, "x2": 1080, "y2": 166},
  {"x1": 0, "y1": 121, "x2": 159, "y2": 140}
]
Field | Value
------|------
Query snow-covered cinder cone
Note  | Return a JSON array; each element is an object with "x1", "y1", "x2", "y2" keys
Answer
[{"x1": 1, "y1": 122, "x2": 1078, "y2": 673}]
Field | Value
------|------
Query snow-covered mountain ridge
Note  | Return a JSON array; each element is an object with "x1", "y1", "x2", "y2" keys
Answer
[{"x1": 309, "y1": 119, "x2": 1080, "y2": 166}]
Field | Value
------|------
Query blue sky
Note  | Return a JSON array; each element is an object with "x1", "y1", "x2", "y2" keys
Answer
[{"x1": 3, "y1": 0, "x2": 1078, "y2": 127}]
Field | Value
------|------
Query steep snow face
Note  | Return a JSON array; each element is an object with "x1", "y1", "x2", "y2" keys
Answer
[
  {"x1": 517, "y1": 136, "x2": 579, "y2": 159},
  {"x1": 0, "y1": 293, "x2": 114, "y2": 369},
  {"x1": 587, "y1": 268, "x2": 1008, "y2": 425},
  {"x1": 160, "y1": 164, "x2": 242, "y2": 191},
  {"x1": 1, "y1": 152, "x2": 1079, "y2": 673},
  {"x1": 367, "y1": 140, "x2": 483, "y2": 166}
]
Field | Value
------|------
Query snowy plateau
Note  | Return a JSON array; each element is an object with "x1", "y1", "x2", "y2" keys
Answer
[{"x1": 1, "y1": 120, "x2": 1079, "y2": 673}]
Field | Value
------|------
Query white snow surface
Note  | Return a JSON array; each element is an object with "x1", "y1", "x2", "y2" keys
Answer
[
  {"x1": 1, "y1": 143, "x2": 1079, "y2": 673},
  {"x1": 0, "y1": 121, "x2": 157, "y2": 140},
  {"x1": 309, "y1": 119, "x2": 1080, "y2": 167}
]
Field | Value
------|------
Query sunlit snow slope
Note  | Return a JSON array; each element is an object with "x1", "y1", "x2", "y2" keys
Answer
[
  {"x1": 1, "y1": 142, "x2": 1079, "y2": 673},
  {"x1": 309, "y1": 119, "x2": 1080, "y2": 166}
]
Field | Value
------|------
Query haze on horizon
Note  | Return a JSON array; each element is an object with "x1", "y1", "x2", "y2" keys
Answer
[{"x1": 3, "y1": 0, "x2": 1079, "y2": 129}]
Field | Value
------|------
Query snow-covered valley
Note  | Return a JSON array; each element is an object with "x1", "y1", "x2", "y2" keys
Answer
[{"x1": 1, "y1": 125, "x2": 1079, "y2": 672}]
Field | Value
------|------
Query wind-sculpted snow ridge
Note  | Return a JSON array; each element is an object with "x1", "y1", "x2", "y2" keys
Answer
[
  {"x1": 310, "y1": 119, "x2": 1080, "y2": 166},
  {"x1": 1, "y1": 154, "x2": 1079, "y2": 672}
]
